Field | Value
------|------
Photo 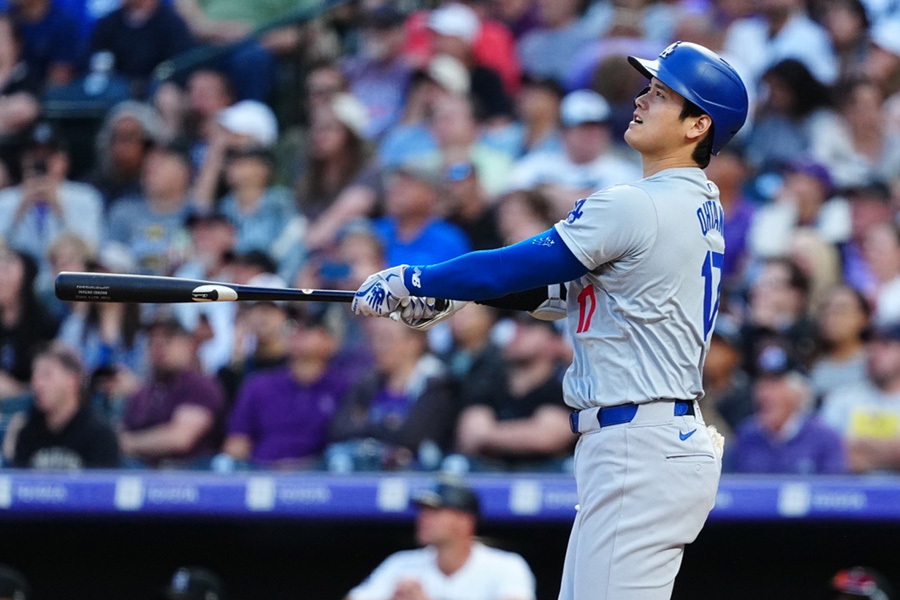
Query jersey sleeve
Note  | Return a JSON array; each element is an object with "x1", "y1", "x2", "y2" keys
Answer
[{"x1": 553, "y1": 186, "x2": 658, "y2": 271}]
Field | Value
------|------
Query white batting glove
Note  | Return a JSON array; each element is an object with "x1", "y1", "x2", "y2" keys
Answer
[
  {"x1": 393, "y1": 298, "x2": 468, "y2": 331},
  {"x1": 352, "y1": 265, "x2": 410, "y2": 317}
]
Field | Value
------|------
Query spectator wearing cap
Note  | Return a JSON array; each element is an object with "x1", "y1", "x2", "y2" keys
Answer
[
  {"x1": 118, "y1": 312, "x2": 225, "y2": 467},
  {"x1": 814, "y1": 76, "x2": 900, "y2": 189},
  {"x1": 841, "y1": 180, "x2": 894, "y2": 295},
  {"x1": 2, "y1": 342, "x2": 120, "y2": 469},
  {"x1": 425, "y1": 3, "x2": 513, "y2": 126},
  {"x1": 701, "y1": 316, "x2": 754, "y2": 441},
  {"x1": 456, "y1": 315, "x2": 573, "y2": 471},
  {"x1": 86, "y1": 100, "x2": 162, "y2": 206},
  {"x1": 744, "y1": 59, "x2": 841, "y2": 172},
  {"x1": 863, "y1": 18, "x2": 900, "y2": 137},
  {"x1": 439, "y1": 160, "x2": 502, "y2": 251},
  {"x1": 7, "y1": 0, "x2": 83, "y2": 87},
  {"x1": 0, "y1": 248, "x2": 58, "y2": 400},
  {"x1": 480, "y1": 74, "x2": 564, "y2": 160},
  {"x1": 107, "y1": 143, "x2": 193, "y2": 276},
  {"x1": 89, "y1": 0, "x2": 194, "y2": 95},
  {"x1": 222, "y1": 305, "x2": 352, "y2": 468},
  {"x1": 373, "y1": 162, "x2": 470, "y2": 267},
  {"x1": 377, "y1": 53, "x2": 469, "y2": 169},
  {"x1": 722, "y1": 0, "x2": 837, "y2": 87},
  {"x1": 810, "y1": 284, "x2": 871, "y2": 400},
  {"x1": 747, "y1": 157, "x2": 849, "y2": 260},
  {"x1": 327, "y1": 318, "x2": 457, "y2": 469},
  {"x1": 345, "y1": 478, "x2": 536, "y2": 600},
  {"x1": 0, "y1": 123, "x2": 104, "y2": 267},
  {"x1": 728, "y1": 343, "x2": 845, "y2": 474},
  {"x1": 192, "y1": 98, "x2": 279, "y2": 209},
  {"x1": 0, "y1": 563, "x2": 30, "y2": 600},
  {"x1": 507, "y1": 89, "x2": 642, "y2": 216},
  {"x1": 862, "y1": 221, "x2": 900, "y2": 326},
  {"x1": 342, "y1": 5, "x2": 413, "y2": 140},
  {"x1": 821, "y1": 323, "x2": 900, "y2": 473},
  {"x1": 516, "y1": 0, "x2": 596, "y2": 85},
  {"x1": 171, "y1": 211, "x2": 238, "y2": 374},
  {"x1": 164, "y1": 565, "x2": 225, "y2": 600}
]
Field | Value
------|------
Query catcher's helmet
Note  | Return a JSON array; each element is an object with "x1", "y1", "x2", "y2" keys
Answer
[{"x1": 628, "y1": 41, "x2": 748, "y2": 155}]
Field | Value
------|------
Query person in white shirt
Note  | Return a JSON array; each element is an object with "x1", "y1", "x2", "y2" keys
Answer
[
  {"x1": 345, "y1": 479, "x2": 536, "y2": 600},
  {"x1": 723, "y1": 0, "x2": 838, "y2": 87},
  {"x1": 0, "y1": 123, "x2": 103, "y2": 265},
  {"x1": 508, "y1": 90, "x2": 642, "y2": 217}
]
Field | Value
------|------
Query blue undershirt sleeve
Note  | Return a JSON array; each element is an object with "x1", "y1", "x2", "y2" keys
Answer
[{"x1": 402, "y1": 228, "x2": 589, "y2": 300}]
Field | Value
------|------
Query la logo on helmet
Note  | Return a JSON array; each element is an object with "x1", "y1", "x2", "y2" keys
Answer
[{"x1": 659, "y1": 41, "x2": 681, "y2": 59}]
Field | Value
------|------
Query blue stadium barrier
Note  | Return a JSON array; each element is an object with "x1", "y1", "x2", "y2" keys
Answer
[{"x1": 0, "y1": 471, "x2": 896, "y2": 522}]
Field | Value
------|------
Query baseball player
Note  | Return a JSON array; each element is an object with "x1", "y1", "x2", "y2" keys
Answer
[{"x1": 352, "y1": 41, "x2": 748, "y2": 600}]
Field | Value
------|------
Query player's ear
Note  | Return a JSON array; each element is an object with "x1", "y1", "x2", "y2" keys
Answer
[{"x1": 685, "y1": 114, "x2": 712, "y2": 143}]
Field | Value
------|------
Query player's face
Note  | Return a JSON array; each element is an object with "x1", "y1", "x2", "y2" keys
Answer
[{"x1": 624, "y1": 79, "x2": 694, "y2": 158}]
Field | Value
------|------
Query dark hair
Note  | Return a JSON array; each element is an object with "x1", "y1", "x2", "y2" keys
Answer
[
  {"x1": 833, "y1": 75, "x2": 883, "y2": 110},
  {"x1": 679, "y1": 99, "x2": 715, "y2": 169},
  {"x1": 765, "y1": 257, "x2": 811, "y2": 297},
  {"x1": 762, "y1": 59, "x2": 832, "y2": 118}
]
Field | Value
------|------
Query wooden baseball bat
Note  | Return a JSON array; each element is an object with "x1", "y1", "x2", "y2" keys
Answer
[{"x1": 55, "y1": 272, "x2": 449, "y2": 309}]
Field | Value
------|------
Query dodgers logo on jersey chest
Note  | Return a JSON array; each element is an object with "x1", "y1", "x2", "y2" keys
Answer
[{"x1": 567, "y1": 198, "x2": 587, "y2": 224}]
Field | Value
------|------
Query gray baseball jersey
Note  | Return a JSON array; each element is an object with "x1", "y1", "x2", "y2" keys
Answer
[{"x1": 554, "y1": 167, "x2": 724, "y2": 409}]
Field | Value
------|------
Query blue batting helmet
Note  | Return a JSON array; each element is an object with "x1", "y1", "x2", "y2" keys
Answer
[{"x1": 628, "y1": 41, "x2": 748, "y2": 155}]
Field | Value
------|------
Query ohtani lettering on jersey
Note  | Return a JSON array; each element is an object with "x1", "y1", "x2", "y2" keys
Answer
[{"x1": 696, "y1": 200, "x2": 724, "y2": 236}]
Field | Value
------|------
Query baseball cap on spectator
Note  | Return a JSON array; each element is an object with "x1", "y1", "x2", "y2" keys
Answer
[
  {"x1": 560, "y1": 90, "x2": 611, "y2": 127},
  {"x1": 329, "y1": 93, "x2": 370, "y2": 139},
  {"x1": 832, "y1": 566, "x2": 895, "y2": 599},
  {"x1": 0, "y1": 563, "x2": 30, "y2": 600},
  {"x1": 287, "y1": 303, "x2": 343, "y2": 339},
  {"x1": 365, "y1": 4, "x2": 406, "y2": 29},
  {"x1": 392, "y1": 160, "x2": 443, "y2": 188},
  {"x1": 150, "y1": 140, "x2": 192, "y2": 166},
  {"x1": 424, "y1": 54, "x2": 470, "y2": 95},
  {"x1": 784, "y1": 157, "x2": 834, "y2": 197},
  {"x1": 428, "y1": 3, "x2": 480, "y2": 45},
  {"x1": 755, "y1": 342, "x2": 803, "y2": 378},
  {"x1": 164, "y1": 566, "x2": 225, "y2": 600},
  {"x1": 413, "y1": 478, "x2": 480, "y2": 517},
  {"x1": 870, "y1": 18, "x2": 900, "y2": 59},
  {"x1": 217, "y1": 100, "x2": 278, "y2": 147}
]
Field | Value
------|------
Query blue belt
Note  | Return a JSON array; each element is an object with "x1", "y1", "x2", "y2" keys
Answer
[{"x1": 569, "y1": 400, "x2": 695, "y2": 434}]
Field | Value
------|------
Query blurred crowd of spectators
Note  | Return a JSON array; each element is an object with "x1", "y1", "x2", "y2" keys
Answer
[{"x1": 0, "y1": 0, "x2": 899, "y2": 476}]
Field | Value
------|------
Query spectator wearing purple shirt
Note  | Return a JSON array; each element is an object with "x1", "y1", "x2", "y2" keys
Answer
[
  {"x1": 119, "y1": 313, "x2": 225, "y2": 467},
  {"x1": 704, "y1": 146, "x2": 754, "y2": 285},
  {"x1": 222, "y1": 305, "x2": 351, "y2": 468},
  {"x1": 728, "y1": 343, "x2": 846, "y2": 475},
  {"x1": 327, "y1": 318, "x2": 457, "y2": 470}
]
